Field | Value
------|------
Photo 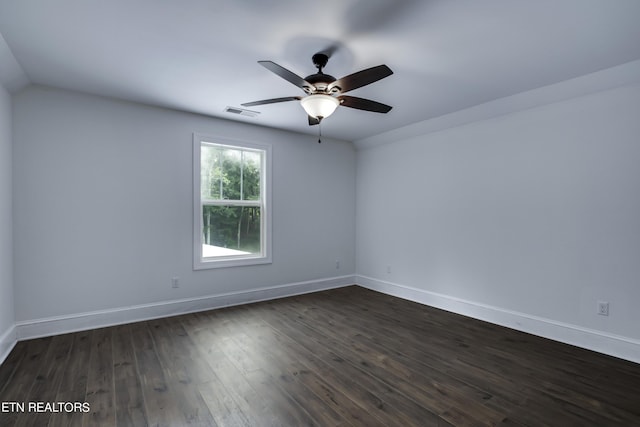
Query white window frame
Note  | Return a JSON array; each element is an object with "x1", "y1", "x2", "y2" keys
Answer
[{"x1": 193, "y1": 133, "x2": 272, "y2": 270}]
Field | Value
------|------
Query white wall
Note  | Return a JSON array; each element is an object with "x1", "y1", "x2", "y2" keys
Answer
[
  {"x1": 356, "y1": 78, "x2": 640, "y2": 357},
  {"x1": 13, "y1": 86, "x2": 355, "y2": 324},
  {"x1": 0, "y1": 84, "x2": 15, "y2": 359}
]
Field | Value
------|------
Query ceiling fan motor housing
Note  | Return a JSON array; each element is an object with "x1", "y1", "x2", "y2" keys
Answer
[
  {"x1": 304, "y1": 73, "x2": 338, "y2": 94},
  {"x1": 305, "y1": 53, "x2": 340, "y2": 94}
]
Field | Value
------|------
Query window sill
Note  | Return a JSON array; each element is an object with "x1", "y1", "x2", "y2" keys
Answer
[{"x1": 193, "y1": 255, "x2": 272, "y2": 270}]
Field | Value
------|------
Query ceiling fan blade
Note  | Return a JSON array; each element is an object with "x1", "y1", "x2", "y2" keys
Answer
[
  {"x1": 329, "y1": 65, "x2": 393, "y2": 94},
  {"x1": 308, "y1": 115, "x2": 320, "y2": 126},
  {"x1": 258, "y1": 61, "x2": 311, "y2": 90},
  {"x1": 338, "y1": 95, "x2": 392, "y2": 113},
  {"x1": 241, "y1": 96, "x2": 302, "y2": 107}
]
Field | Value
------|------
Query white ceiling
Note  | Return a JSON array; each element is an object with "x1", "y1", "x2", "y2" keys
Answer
[{"x1": 1, "y1": 0, "x2": 639, "y2": 143}]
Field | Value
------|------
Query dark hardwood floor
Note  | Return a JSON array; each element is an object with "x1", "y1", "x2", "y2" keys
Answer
[{"x1": 1, "y1": 286, "x2": 639, "y2": 426}]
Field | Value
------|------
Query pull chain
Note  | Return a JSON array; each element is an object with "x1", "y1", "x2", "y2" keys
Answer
[{"x1": 318, "y1": 121, "x2": 322, "y2": 143}]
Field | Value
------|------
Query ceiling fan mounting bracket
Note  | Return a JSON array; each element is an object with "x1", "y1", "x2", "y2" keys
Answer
[{"x1": 312, "y1": 53, "x2": 329, "y2": 72}]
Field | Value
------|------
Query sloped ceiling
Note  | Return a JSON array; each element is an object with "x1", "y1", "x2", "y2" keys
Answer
[{"x1": 1, "y1": 0, "x2": 639, "y2": 143}]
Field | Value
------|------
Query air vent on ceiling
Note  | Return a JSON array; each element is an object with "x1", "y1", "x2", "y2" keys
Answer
[{"x1": 224, "y1": 106, "x2": 260, "y2": 117}]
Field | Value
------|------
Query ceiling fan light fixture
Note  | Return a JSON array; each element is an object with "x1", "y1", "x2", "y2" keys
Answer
[{"x1": 300, "y1": 94, "x2": 340, "y2": 119}]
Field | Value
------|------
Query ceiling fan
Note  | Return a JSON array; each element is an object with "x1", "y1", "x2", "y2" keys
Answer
[{"x1": 242, "y1": 52, "x2": 393, "y2": 126}]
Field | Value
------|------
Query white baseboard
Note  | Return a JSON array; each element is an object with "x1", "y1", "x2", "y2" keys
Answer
[
  {"x1": 10, "y1": 274, "x2": 638, "y2": 365},
  {"x1": 0, "y1": 324, "x2": 17, "y2": 366},
  {"x1": 356, "y1": 275, "x2": 640, "y2": 364},
  {"x1": 15, "y1": 275, "x2": 355, "y2": 341}
]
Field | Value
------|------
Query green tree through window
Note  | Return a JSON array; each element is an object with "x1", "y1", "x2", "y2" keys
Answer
[{"x1": 201, "y1": 144, "x2": 262, "y2": 252}]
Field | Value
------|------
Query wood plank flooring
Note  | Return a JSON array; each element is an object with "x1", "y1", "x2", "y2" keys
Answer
[{"x1": 1, "y1": 286, "x2": 639, "y2": 426}]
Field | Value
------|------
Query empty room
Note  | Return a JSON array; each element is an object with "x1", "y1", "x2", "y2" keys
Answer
[{"x1": 1, "y1": 1, "x2": 639, "y2": 426}]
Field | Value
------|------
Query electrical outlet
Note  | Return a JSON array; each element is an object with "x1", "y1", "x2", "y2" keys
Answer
[
  {"x1": 597, "y1": 301, "x2": 609, "y2": 316},
  {"x1": 386, "y1": 265, "x2": 391, "y2": 274},
  {"x1": 336, "y1": 260, "x2": 340, "y2": 270},
  {"x1": 171, "y1": 277, "x2": 180, "y2": 288}
]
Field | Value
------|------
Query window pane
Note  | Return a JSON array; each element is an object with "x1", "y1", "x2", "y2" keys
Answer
[
  {"x1": 202, "y1": 205, "x2": 261, "y2": 257},
  {"x1": 243, "y1": 151, "x2": 261, "y2": 201},
  {"x1": 201, "y1": 144, "x2": 223, "y2": 200},
  {"x1": 221, "y1": 148, "x2": 242, "y2": 200},
  {"x1": 201, "y1": 145, "x2": 261, "y2": 201}
]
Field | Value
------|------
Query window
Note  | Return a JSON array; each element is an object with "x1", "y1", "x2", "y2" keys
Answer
[{"x1": 193, "y1": 134, "x2": 271, "y2": 269}]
